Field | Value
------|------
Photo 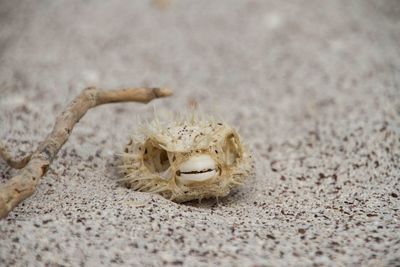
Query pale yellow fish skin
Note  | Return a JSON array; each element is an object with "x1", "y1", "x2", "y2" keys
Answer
[{"x1": 119, "y1": 115, "x2": 254, "y2": 202}]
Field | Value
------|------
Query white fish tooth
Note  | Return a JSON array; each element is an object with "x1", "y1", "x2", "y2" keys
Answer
[
  {"x1": 178, "y1": 154, "x2": 217, "y2": 184},
  {"x1": 179, "y1": 154, "x2": 216, "y2": 173},
  {"x1": 180, "y1": 170, "x2": 217, "y2": 183}
]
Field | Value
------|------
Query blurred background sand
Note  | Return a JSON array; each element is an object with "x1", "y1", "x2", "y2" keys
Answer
[{"x1": 0, "y1": 0, "x2": 399, "y2": 266}]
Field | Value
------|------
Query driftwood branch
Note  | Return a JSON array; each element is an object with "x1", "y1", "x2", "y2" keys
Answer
[
  {"x1": 0, "y1": 144, "x2": 31, "y2": 169},
  {"x1": 0, "y1": 86, "x2": 172, "y2": 218}
]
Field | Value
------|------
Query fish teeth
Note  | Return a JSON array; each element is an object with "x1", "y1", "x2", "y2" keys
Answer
[
  {"x1": 179, "y1": 154, "x2": 216, "y2": 173},
  {"x1": 180, "y1": 170, "x2": 217, "y2": 183},
  {"x1": 177, "y1": 154, "x2": 217, "y2": 183}
]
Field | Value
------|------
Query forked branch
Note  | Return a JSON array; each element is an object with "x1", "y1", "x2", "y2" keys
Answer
[
  {"x1": 0, "y1": 144, "x2": 31, "y2": 169},
  {"x1": 0, "y1": 86, "x2": 172, "y2": 218}
]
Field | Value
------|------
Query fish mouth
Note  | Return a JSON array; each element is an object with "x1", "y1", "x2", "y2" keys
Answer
[{"x1": 176, "y1": 154, "x2": 219, "y2": 184}]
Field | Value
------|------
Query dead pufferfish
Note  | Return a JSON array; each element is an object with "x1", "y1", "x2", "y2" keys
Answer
[{"x1": 118, "y1": 116, "x2": 254, "y2": 202}]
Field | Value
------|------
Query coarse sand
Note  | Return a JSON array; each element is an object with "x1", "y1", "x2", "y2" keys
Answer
[{"x1": 0, "y1": 1, "x2": 399, "y2": 266}]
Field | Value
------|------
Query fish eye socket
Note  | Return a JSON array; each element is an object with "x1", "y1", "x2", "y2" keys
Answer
[
  {"x1": 223, "y1": 133, "x2": 242, "y2": 165},
  {"x1": 143, "y1": 139, "x2": 170, "y2": 173}
]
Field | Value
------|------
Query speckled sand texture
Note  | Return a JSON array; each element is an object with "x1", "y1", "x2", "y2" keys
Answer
[{"x1": 0, "y1": 1, "x2": 399, "y2": 266}]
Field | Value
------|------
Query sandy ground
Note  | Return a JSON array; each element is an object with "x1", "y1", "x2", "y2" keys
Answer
[{"x1": 0, "y1": 0, "x2": 399, "y2": 266}]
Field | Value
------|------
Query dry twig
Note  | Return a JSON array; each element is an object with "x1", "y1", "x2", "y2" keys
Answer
[
  {"x1": 0, "y1": 86, "x2": 172, "y2": 218},
  {"x1": 0, "y1": 144, "x2": 31, "y2": 169}
]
